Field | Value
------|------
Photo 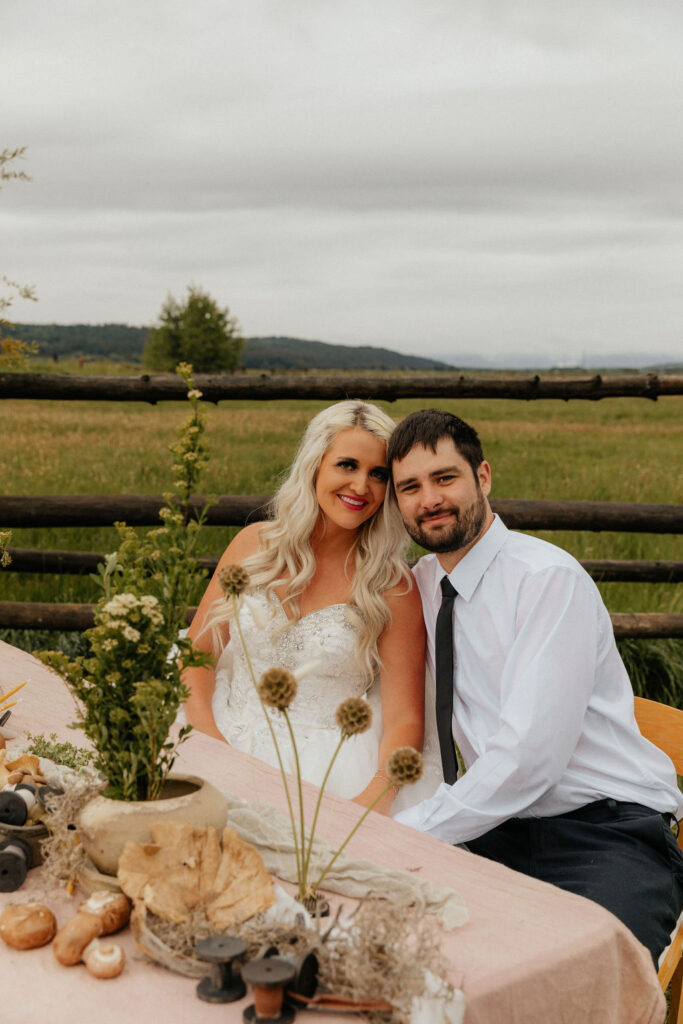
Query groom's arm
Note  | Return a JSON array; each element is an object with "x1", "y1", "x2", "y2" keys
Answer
[{"x1": 394, "y1": 566, "x2": 600, "y2": 844}]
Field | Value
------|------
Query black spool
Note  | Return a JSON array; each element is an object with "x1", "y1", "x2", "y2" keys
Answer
[
  {"x1": 0, "y1": 792, "x2": 28, "y2": 827},
  {"x1": 195, "y1": 935, "x2": 247, "y2": 1003},
  {"x1": 0, "y1": 837, "x2": 33, "y2": 891}
]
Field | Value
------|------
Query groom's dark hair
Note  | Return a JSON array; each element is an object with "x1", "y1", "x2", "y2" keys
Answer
[{"x1": 387, "y1": 409, "x2": 485, "y2": 478}]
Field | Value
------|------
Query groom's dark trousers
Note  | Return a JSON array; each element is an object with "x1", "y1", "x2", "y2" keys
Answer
[{"x1": 466, "y1": 798, "x2": 683, "y2": 967}]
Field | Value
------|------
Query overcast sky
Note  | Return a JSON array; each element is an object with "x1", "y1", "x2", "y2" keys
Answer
[{"x1": 2, "y1": 0, "x2": 682, "y2": 365}]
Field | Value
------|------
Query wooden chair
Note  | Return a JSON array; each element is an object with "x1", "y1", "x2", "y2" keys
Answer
[{"x1": 634, "y1": 696, "x2": 683, "y2": 1023}]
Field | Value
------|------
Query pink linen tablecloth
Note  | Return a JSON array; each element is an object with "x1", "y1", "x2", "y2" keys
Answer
[{"x1": 0, "y1": 640, "x2": 666, "y2": 1024}]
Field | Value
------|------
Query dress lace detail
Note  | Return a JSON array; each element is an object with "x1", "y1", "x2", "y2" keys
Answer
[{"x1": 212, "y1": 589, "x2": 443, "y2": 809}]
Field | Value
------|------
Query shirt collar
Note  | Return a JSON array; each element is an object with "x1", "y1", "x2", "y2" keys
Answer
[{"x1": 427, "y1": 514, "x2": 508, "y2": 603}]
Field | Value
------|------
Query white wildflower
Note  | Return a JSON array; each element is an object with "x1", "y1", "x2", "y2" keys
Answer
[
  {"x1": 101, "y1": 638, "x2": 118, "y2": 652},
  {"x1": 103, "y1": 593, "x2": 139, "y2": 616},
  {"x1": 187, "y1": 388, "x2": 202, "y2": 400},
  {"x1": 140, "y1": 595, "x2": 164, "y2": 625},
  {"x1": 121, "y1": 625, "x2": 141, "y2": 643}
]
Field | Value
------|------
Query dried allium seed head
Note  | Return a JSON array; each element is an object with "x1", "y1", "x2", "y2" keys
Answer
[
  {"x1": 258, "y1": 668, "x2": 297, "y2": 711},
  {"x1": 335, "y1": 697, "x2": 372, "y2": 737},
  {"x1": 217, "y1": 564, "x2": 250, "y2": 597},
  {"x1": 386, "y1": 747, "x2": 424, "y2": 787}
]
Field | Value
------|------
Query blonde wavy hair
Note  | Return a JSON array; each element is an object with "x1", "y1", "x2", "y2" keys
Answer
[{"x1": 212, "y1": 400, "x2": 411, "y2": 683}]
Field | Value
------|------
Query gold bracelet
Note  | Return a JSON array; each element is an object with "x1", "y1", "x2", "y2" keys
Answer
[{"x1": 374, "y1": 770, "x2": 399, "y2": 795}]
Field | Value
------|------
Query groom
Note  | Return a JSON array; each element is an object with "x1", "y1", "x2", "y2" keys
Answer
[{"x1": 387, "y1": 408, "x2": 683, "y2": 965}]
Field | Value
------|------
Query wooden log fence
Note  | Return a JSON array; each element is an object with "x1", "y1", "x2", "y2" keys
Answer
[
  {"x1": 1, "y1": 495, "x2": 681, "y2": 533},
  {"x1": 2, "y1": 495, "x2": 681, "y2": 635},
  {"x1": 4, "y1": 547, "x2": 682, "y2": 584},
  {"x1": 2, "y1": 371, "x2": 683, "y2": 403},
  {"x1": 0, "y1": 600, "x2": 680, "y2": 639}
]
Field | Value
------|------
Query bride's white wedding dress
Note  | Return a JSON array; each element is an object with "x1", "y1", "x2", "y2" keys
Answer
[{"x1": 212, "y1": 589, "x2": 443, "y2": 813}]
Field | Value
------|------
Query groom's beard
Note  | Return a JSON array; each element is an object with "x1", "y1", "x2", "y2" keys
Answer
[{"x1": 403, "y1": 487, "x2": 488, "y2": 554}]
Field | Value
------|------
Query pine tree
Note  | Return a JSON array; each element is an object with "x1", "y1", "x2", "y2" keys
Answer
[{"x1": 144, "y1": 286, "x2": 244, "y2": 372}]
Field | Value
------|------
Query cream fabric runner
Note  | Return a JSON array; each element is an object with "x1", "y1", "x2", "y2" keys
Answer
[{"x1": 224, "y1": 792, "x2": 468, "y2": 931}]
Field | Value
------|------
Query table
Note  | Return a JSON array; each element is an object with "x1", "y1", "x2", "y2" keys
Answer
[{"x1": 0, "y1": 640, "x2": 666, "y2": 1023}]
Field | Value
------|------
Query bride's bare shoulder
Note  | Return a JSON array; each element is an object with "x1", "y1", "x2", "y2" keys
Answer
[
  {"x1": 383, "y1": 570, "x2": 424, "y2": 618},
  {"x1": 217, "y1": 521, "x2": 266, "y2": 567}
]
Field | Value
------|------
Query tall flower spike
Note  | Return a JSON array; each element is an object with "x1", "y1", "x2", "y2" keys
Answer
[
  {"x1": 335, "y1": 697, "x2": 372, "y2": 737},
  {"x1": 217, "y1": 564, "x2": 250, "y2": 597},
  {"x1": 386, "y1": 747, "x2": 424, "y2": 787},
  {"x1": 258, "y1": 668, "x2": 298, "y2": 711}
]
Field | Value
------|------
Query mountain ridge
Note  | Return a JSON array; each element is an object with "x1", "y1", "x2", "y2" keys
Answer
[{"x1": 9, "y1": 323, "x2": 453, "y2": 370}]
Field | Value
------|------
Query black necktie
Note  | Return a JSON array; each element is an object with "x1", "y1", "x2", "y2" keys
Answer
[{"x1": 435, "y1": 575, "x2": 458, "y2": 784}]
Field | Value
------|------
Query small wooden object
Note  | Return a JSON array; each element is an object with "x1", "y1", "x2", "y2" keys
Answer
[
  {"x1": 195, "y1": 935, "x2": 247, "y2": 1003},
  {"x1": 0, "y1": 837, "x2": 32, "y2": 891},
  {"x1": 0, "y1": 784, "x2": 37, "y2": 827},
  {"x1": 242, "y1": 957, "x2": 297, "y2": 1024}
]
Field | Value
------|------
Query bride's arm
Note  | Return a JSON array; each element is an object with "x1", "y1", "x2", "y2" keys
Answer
[
  {"x1": 352, "y1": 580, "x2": 426, "y2": 815},
  {"x1": 182, "y1": 522, "x2": 263, "y2": 739}
]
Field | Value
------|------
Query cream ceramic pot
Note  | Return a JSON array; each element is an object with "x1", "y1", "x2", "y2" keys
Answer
[{"x1": 76, "y1": 774, "x2": 228, "y2": 877}]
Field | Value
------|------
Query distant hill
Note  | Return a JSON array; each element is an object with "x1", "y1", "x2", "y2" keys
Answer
[
  {"x1": 9, "y1": 323, "x2": 149, "y2": 362},
  {"x1": 10, "y1": 323, "x2": 453, "y2": 370},
  {"x1": 242, "y1": 336, "x2": 452, "y2": 371}
]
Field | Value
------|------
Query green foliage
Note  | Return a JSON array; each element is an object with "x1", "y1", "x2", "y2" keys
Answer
[
  {"x1": 144, "y1": 286, "x2": 244, "y2": 373},
  {"x1": 617, "y1": 639, "x2": 683, "y2": 709},
  {"x1": 26, "y1": 731, "x2": 92, "y2": 770},
  {"x1": 0, "y1": 629, "x2": 89, "y2": 660},
  {"x1": 0, "y1": 331, "x2": 39, "y2": 369},
  {"x1": 37, "y1": 365, "x2": 214, "y2": 801},
  {"x1": 0, "y1": 530, "x2": 11, "y2": 567},
  {"x1": 0, "y1": 146, "x2": 31, "y2": 187},
  {"x1": 1, "y1": 147, "x2": 38, "y2": 368}
]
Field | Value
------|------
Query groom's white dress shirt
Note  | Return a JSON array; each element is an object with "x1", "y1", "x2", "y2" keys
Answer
[{"x1": 394, "y1": 515, "x2": 683, "y2": 845}]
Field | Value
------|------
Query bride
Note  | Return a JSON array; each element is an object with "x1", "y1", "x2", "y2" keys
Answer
[{"x1": 183, "y1": 400, "x2": 442, "y2": 815}]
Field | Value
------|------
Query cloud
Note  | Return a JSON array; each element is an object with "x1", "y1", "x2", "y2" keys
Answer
[{"x1": 2, "y1": 0, "x2": 682, "y2": 361}]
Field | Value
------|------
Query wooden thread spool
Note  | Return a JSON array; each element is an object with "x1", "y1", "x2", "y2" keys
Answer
[
  {"x1": 0, "y1": 837, "x2": 33, "y2": 892},
  {"x1": 195, "y1": 935, "x2": 247, "y2": 1003},
  {"x1": 0, "y1": 785, "x2": 37, "y2": 828},
  {"x1": 242, "y1": 957, "x2": 297, "y2": 1024},
  {"x1": 263, "y1": 948, "x2": 319, "y2": 999}
]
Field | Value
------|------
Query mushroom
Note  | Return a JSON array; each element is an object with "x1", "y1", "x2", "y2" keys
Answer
[
  {"x1": 53, "y1": 912, "x2": 102, "y2": 965},
  {"x1": 53, "y1": 891, "x2": 131, "y2": 966},
  {"x1": 82, "y1": 938, "x2": 126, "y2": 979},
  {"x1": 78, "y1": 891, "x2": 131, "y2": 934},
  {"x1": 0, "y1": 903, "x2": 57, "y2": 949}
]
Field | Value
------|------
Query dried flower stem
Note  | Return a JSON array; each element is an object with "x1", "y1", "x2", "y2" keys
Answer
[
  {"x1": 301, "y1": 733, "x2": 345, "y2": 886},
  {"x1": 281, "y1": 708, "x2": 307, "y2": 895},
  {"x1": 311, "y1": 781, "x2": 394, "y2": 895},
  {"x1": 232, "y1": 597, "x2": 303, "y2": 883}
]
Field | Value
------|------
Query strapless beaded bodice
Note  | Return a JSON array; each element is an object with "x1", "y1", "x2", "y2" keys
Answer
[
  {"x1": 212, "y1": 590, "x2": 377, "y2": 798},
  {"x1": 211, "y1": 588, "x2": 444, "y2": 807}
]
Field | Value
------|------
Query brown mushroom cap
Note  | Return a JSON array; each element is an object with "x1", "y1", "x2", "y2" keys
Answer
[
  {"x1": 78, "y1": 891, "x2": 131, "y2": 935},
  {"x1": 53, "y1": 913, "x2": 102, "y2": 966},
  {"x1": 83, "y1": 939, "x2": 126, "y2": 979},
  {"x1": 117, "y1": 821, "x2": 274, "y2": 928},
  {"x1": 0, "y1": 903, "x2": 57, "y2": 950}
]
